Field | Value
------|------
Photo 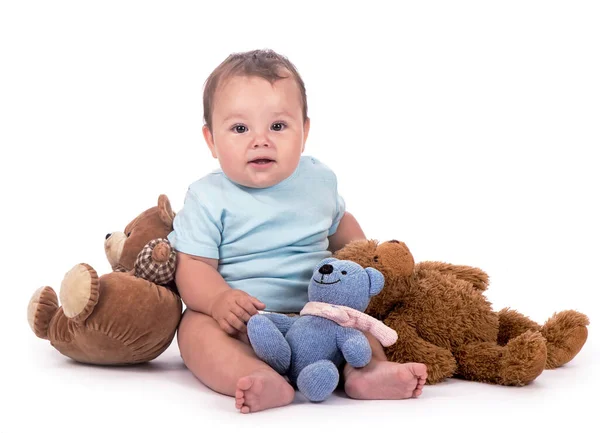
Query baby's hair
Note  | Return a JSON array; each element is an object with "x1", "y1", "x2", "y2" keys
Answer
[{"x1": 203, "y1": 48, "x2": 307, "y2": 131}]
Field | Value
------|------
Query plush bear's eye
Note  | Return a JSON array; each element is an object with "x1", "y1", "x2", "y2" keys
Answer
[
  {"x1": 373, "y1": 256, "x2": 379, "y2": 263},
  {"x1": 341, "y1": 271, "x2": 347, "y2": 275}
]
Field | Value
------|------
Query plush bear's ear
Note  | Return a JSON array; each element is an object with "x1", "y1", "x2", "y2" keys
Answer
[
  {"x1": 366, "y1": 267, "x2": 385, "y2": 297},
  {"x1": 313, "y1": 257, "x2": 338, "y2": 273},
  {"x1": 158, "y1": 194, "x2": 176, "y2": 229}
]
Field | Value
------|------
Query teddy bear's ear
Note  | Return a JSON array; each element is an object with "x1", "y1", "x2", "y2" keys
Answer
[
  {"x1": 158, "y1": 194, "x2": 176, "y2": 229},
  {"x1": 366, "y1": 267, "x2": 385, "y2": 297}
]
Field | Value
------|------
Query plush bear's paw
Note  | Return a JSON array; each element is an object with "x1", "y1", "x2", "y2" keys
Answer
[
  {"x1": 60, "y1": 263, "x2": 100, "y2": 322},
  {"x1": 247, "y1": 315, "x2": 291, "y2": 375},
  {"x1": 541, "y1": 310, "x2": 589, "y2": 369},
  {"x1": 28, "y1": 286, "x2": 59, "y2": 339},
  {"x1": 499, "y1": 330, "x2": 547, "y2": 386},
  {"x1": 134, "y1": 238, "x2": 176, "y2": 285},
  {"x1": 297, "y1": 360, "x2": 339, "y2": 402}
]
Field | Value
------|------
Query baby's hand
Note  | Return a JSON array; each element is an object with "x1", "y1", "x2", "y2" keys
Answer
[{"x1": 211, "y1": 289, "x2": 265, "y2": 335}]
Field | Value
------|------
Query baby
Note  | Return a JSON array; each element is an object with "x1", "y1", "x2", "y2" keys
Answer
[{"x1": 168, "y1": 49, "x2": 427, "y2": 414}]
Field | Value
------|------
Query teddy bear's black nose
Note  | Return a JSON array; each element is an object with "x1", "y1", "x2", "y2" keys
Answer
[
  {"x1": 105, "y1": 233, "x2": 112, "y2": 240},
  {"x1": 319, "y1": 264, "x2": 334, "y2": 275}
]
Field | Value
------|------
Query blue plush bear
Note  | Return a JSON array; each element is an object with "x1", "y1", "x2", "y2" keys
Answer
[{"x1": 247, "y1": 257, "x2": 398, "y2": 402}]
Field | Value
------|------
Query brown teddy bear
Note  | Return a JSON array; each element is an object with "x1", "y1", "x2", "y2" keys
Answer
[
  {"x1": 334, "y1": 239, "x2": 589, "y2": 386},
  {"x1": 27, "y1": 195, "x2": 183, "y2": 365}
]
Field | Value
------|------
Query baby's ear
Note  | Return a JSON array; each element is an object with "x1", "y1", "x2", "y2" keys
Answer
[{"x1": 366, "y1": 267, "x2": 385, "y2": 297}]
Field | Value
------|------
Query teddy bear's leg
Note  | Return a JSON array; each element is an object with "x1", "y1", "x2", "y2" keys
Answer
[
  {"x1": 59, "y1": 263, "x2": 100, "y2": 323},
  {"x1": 296, "y1": 360, "x2": 340, "y2": 402},
  {"x1": 338, "y1": 328, "x2": 372, "y2": 368},
  {"x1": 416, "y1": 262, "x2": 489, "y2": 292},
  {"x1": 540, "y1": 310, "x2": 589, "y2": 369},
  {"x1": 497, "y1": 308, "x2": 541, "y2": 345},
  {"x1": 27, "y1": 286, "x2": 59, "y2": 339},
  {"x1": 247, "y1": 314, "x2": 291, "y2": 375},
  {"x1": 454, "y1": 330, "x2": 547, "y2": 386},
  {"x1": 384, "y1": 312, "x2": 457, "y2": 384},
  {"x1": 497, "y1": 308, "x2": 589, "y2": 369}
]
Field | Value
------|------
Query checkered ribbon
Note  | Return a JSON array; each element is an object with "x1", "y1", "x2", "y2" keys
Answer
[{"x1": 134, "y1": 238, "x2": 176, "y2": 285}]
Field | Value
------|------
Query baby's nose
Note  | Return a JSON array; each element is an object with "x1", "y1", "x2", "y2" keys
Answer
[{"x1": 319, "y1": 264, "x2": 334, "y2": 275}]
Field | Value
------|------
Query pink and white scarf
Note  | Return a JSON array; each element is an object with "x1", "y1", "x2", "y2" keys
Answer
[{"x1": 299, "y1": 301, "x2": 398, "y2": 347}]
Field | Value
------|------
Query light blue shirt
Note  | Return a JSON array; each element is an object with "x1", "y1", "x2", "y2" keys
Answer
[{"x1": 168, "y1": 156, "x2": 346, "y2": 312}]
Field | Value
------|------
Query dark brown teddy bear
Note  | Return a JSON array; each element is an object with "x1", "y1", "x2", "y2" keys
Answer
[
  {"x1": 335, "y1": 239, "x2": 589, "y2": 385},
  {"x1": 27, "y1": 195, "x2": 183, "y2": 365}
]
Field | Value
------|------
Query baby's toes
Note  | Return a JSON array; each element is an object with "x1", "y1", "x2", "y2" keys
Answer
[{"x1": 235, "y1": 396, "x2": 245, "y2": 410}]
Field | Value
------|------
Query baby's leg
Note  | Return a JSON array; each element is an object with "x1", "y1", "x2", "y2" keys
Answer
[
  {"x1": 177, "y1": 309, "x2": 295, "y2": 413},
  {"x1": 343, "y1": 332, "x2": 427, "y2": 400}
]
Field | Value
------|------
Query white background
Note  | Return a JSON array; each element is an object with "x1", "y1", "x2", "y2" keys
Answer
[{"x1": 1, "y1": 1, "x2": 598, "y2": 432}]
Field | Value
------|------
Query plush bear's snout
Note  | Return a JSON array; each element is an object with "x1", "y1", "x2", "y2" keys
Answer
[{"x1": 318, "y1": 264, "x2": 334, "y2": 275}]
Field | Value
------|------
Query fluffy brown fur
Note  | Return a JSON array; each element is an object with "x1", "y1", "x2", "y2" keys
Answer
[
  {"x1": 27, "y1": 195, "x2": 183, "y2": 365},
  {"x1": 335, "y1": 240, "x2": 589, "y2": 386}
]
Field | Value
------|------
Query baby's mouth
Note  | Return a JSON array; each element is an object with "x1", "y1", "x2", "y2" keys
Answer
[{"x1": 249, "y1": 158, "x2": 275, "y2": 165}]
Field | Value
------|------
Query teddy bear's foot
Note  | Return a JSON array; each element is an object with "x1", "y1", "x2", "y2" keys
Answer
[
  {"x1": 60, "y1": 263, "x2": 100, "y2": 322},
  {"x1": 247, "y1": 315, "x2": 291, "y2": 375},
  {"x1": 497, "y1": 308, "x2": 541, "y2": 346},
  {"x1": 541, "y1": 310, "x2": 589, "y2": 369},
  {"x1": 297, "y1": 360, "x2": 340, "y2": 402},
  {"x1": 455, "y1": 330, "x2": 546, "y2": 386},
  {"x1": 27, "y1": 286, "x2": 59, "y2": 339},
  {"x1": 498, "y1": 330, "x2": 547, "y2": 386}
]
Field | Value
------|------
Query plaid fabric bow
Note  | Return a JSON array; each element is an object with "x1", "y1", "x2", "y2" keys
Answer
[{"x1": 134, "y1": 238, "x2": 177, "y2": 285}]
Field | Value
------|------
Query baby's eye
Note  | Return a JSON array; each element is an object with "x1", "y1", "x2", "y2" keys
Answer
[
  {"x1": 271, "y1": 122, "x2": 286, "y2": 131},
  {"x1": 232, "y1": 124, "x2": 247, "y2": 134}
]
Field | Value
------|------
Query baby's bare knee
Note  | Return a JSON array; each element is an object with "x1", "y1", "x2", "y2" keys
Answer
[{"x1": 177, "y1": 310, "x2": 219, "y2": 354}]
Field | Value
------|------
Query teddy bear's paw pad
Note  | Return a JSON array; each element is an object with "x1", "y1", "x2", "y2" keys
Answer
[
  {"x1": 60, "y1": 263, "x2": 100, "y2": 322},
  {"x1": 500, "y1": 330, "x2": 547, "y2": 386},
  {"x1": 28, "y1": 286, "x2": 59, "y2": 339},
  {"x1": 542, "y1": 310, "x2": 589, "y2": 369},
  {"x1": 135, "y1": 238, "x2": 176, "y2": 285},
  {"x1": 297, "y1": 360, "x2": 339, "y2": 402}
]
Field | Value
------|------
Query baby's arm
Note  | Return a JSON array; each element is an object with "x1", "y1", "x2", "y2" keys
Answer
[
  {"x1": 175, "y1": 252, "x2": 265, "y2": 335},
  {"x1": 327, "y1": 212, "x2": 367, "y2": 253}
]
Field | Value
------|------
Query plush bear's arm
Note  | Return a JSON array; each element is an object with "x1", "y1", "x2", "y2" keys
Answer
[
  {"x1": 416, "y1": 261, "x2": 489, "y2": 292},
  {"x1": 134, "y1": 239, "x2": 177, "y2": 286},
  {"x1": 336, "y1": 327, "x2": 372, "y2": 368},
  {"x1": 261, "y1": 313, "x2": 298, "y2": 336},
  {"x1": 384, "y1": 311, "x2": 457, "y2": 384}
]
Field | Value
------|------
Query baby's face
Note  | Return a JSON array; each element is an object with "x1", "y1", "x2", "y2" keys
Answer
[{"x1": 203, "y1": 74, "x2": 309, "y2": 188}]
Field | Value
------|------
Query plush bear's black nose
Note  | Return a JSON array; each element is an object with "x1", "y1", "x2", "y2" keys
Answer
[
  {"x1": 105, "y1": 233, "x2": 112, "y2": 240},
  {"x1": 319, "y1": 264, "x2": 334, "y2": 275}
]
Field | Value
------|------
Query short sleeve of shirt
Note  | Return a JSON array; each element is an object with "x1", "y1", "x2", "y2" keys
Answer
[
  {"x1": 167, "y1": 187, "x2": 222, "y2": 259},
  {"x1": 328, "y1": 178, "x2": 346, "y2": 236}
]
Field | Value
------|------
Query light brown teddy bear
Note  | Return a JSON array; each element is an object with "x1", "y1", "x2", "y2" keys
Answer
[
  {"x1": 27, "y1": 195, "x2": 183, "y2": 365},
  {"x1": 335, "y1": 239, "x2": 589, "y2": 386}
]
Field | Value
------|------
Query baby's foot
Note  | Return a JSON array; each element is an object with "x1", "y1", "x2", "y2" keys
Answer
[
  {"x1": 345, "y1": 361, "x2": 427, "y2": 400},
  {"x1": 235, "y1": 369, "x2": 295, "y2": 414}
]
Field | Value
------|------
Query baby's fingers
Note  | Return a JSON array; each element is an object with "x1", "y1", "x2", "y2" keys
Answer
[
  {"x1": 251, "y1": 296, "x2": 266, "y2": 310},
  {"x1": 231, "y1": 304, "x2": 252, "y2": 324},
  {"x1": 218, "y1": 319, "x2": 237, "y2": 335},
  {"x1": 227, "y1": 313, "x2": 247, "y2": 333},
  {"x1": 237, "y1": 297, "x2": 264, "y2": 317}
]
